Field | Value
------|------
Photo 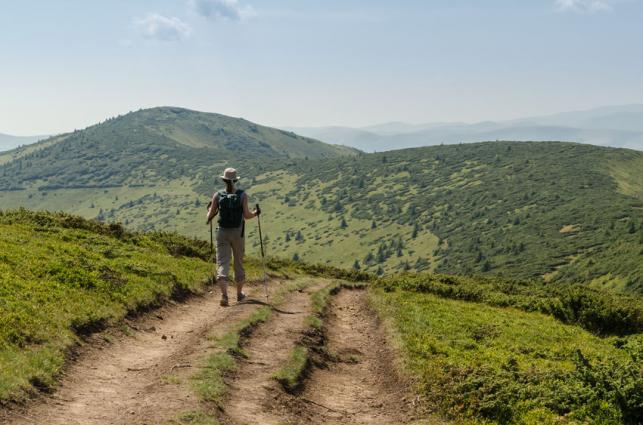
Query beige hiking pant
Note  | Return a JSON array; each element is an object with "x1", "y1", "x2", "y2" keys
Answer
[{"x1": 216, "y1": 224, "x2": 245, "y2": 298}]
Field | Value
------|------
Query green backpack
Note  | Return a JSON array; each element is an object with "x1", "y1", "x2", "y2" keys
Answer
[{"x1": 217, "y1": 189, "x2": 244, "y2": 228}]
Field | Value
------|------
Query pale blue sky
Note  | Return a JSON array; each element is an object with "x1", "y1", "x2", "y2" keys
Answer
[{"x1": 1, "y1": 0, "x2": 643, "y2": 135}]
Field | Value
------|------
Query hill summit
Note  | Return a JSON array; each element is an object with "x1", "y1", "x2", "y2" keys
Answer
[{"x1": 0, "y1": 107, "x2": 355, "y2": 190}]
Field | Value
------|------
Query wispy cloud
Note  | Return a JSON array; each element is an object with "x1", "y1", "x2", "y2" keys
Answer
[
  {"x1": 190, "y1": 0, "x2": 255, "y2": 21},
  {"x1": 135, "y1": 14, "x2": 192, "y2": 42},
  {"x1": 555, "y1": 0, "x2": 615, "y2": 13}
]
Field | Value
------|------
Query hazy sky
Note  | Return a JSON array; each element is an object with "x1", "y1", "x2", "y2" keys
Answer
[{"x1": 2, "y1": 0, "x2": 643, "y2": 135}]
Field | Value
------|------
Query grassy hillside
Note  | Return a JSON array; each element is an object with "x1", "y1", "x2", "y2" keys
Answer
[
  {"x1": 0, "y1": 209, "x2": 366, "y2": 406},
  {"x1": 0, "y1": 107, "x2": 355, "y2": 191},
  {"x1": 251, "y1": 142, "x2": 641, "y2": 292},
  {"x1": 0, "y1": 209, "x2": 223, "y2": 403},
  {"x1": 0, "y1": 114, "x2": 640, "y2": 294},
  {"x1": 0, "y1": 209, "x2": 640, "y2": 424},
  {"x1": 372, "y1": 273, "x2": 643, "y2": 424}
]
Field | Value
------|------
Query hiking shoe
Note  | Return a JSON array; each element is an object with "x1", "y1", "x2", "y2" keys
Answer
[
  {"x1": 220, "y1": 298, "x2": 229, "y2": 307},
  {"x1": 237, "y1": 292, "x2": 246, "y2": 302}
]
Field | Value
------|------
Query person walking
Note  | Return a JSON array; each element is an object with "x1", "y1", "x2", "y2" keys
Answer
[{"x1": 206, "y1": 168, "x2": 260, "y2": 307}]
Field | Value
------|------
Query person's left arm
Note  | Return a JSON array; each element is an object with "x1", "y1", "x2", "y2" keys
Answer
[{"x1": 242, "y1": 193, "x2": 259, "y2": 219}]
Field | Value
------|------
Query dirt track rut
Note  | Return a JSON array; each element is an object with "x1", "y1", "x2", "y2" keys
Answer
[
  {"x1": 278, "y1": 289, "x2": 422, "y2": 425},
  {"x1": 220, "y1": 282, "x2": 325, "y2": 425},
  {"x1": 1, "y1": 284, "x2": 269, "y2": 425},
  {"x1": 2, "y1": 283, "x2": 432, "y2": 425},
  {"x1": 219, "y1": 287, "x2": 429, "y2": 425}
]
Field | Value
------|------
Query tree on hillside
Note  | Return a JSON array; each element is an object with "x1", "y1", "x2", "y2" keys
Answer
[
  {"x1": 475, "y1": 251, "x2": 484, "y2": 263},
  {"x1": 482, "y1": 260, "x2": 492, "y2": 272},
  {"x1": 353, "y1": 260, "x2": 361, "y2": 270},
  {"x1": 412, "y1": 223, "x2": 420, "y2": 238},
  {"x1": 340, "y1": 217, "x2": 348, "y2": 229},
  {"x1": 628, "y1": 221, "x2": 636, "y2": 234},
  {"x1": 415, "y1": 257, "x2": 430, "y2": 271},
  {"x1": 292, "y1": 253, "x2": 300, "y2": 262}
]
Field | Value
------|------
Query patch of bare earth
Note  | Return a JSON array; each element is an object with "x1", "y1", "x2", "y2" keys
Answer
[
  {"x1": 281, "y1": 289, "x2": 431, "y2": 425},
  {"x1": 219, "y1": 281, "x2": 327, "y2": 425},
  {"x1": 0, "y1": 283, "x2": 273, "y2": 425},
  {"x1": 222, "y1": 287, "x2": 434, "y2": 425},
  {"x1": 2, "y1": 282, "x2": 437, "y2": 425}
]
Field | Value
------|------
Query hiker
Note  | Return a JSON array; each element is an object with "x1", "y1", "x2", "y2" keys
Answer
[{"x1": 206, "y1": 168, "x2": 260, "y2": 307}]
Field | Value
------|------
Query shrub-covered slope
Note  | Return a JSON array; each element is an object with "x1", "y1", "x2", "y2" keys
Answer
[
  {"x1": 1, "y1": 131, "x2": 640, "y2": 293},
  {"x1": 257, "y1": 142, "x2": 642, "y2": 292},
  {"x1": 371, "y1": 273, "x2": 643, "y2": 424},
  {"x1": 0, "y1": 107, "x2": 355, "y2": 190}
]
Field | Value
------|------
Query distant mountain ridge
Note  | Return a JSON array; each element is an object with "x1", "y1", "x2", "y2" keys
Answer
[
  {"x1": 0, "y1": 133, "x2": 49, "y2": 153},
  {"x1": 285, "y1": 104, "x2": 643, "y2": 152}
]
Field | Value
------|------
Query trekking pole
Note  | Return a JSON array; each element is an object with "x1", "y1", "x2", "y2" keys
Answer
[
  {"x1": 207, "y1": 201, "x2": 215, "y2": 284},
  {"x1": 210, "y1": 221, "x2": 213, "y2": 256},
  {"x1": 256, "y1": 203, "x2": 269, "y2": 302}
]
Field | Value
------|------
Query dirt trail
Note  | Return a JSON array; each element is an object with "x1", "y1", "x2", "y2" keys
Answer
[
  {"x1": 282, "y1": 289, "x2": 425, "y2": 425},
  {"x1": 2, "y1": 282, "x2": 432, "y2": 425},
  {"x1": 1, "y1": 283, "x2": 271, "y2": 425},
  {"x1": 220, "y1": 281, "x2": 326, "y2": 425}
]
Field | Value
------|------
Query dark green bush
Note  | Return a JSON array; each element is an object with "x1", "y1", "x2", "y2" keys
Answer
[{"x1": 440, "y1": 350, "x2": 642, "y2": 424}]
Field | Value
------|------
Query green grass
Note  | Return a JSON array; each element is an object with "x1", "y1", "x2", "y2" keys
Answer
[
  {"x1": 0, "y1": 210, "x2": 226, "y2": 403},
  {"x1": 176, "y1": 410, "x2": 219, "y2": 425},
  {"x1": 376, "y1": 273, "x2": 642, "y2": 336},
  {"x1": 370, "y1": 284, "x2": 643, "y2": 424},
  {"x1": 190, "y1": 277, "x2": 319, "y2": 409},
  {"x1": 0, "y1": 209, "x2": 271, "y2": 404},
  {"x1": 273, "y1": 280, "x2": 367, "y2": 392},
  {"x1": 273, "y1": 345, "x2": 309, "y2": 393},
  {"x1": 273, "y1": 280, "x2": 347, "y2": 392},
  {"x1": 191, "y1": 303, "x2": 277, "y2": 407}
]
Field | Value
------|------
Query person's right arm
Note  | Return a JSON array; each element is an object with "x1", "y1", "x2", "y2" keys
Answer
[{"x1": 206, "y1": 193, "x2": 219, "y2": 224}]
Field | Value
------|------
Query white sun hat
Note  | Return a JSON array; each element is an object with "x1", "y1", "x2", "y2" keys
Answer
[{"x1": 220, "y1": 167, "x2": 239, "y2": 182}]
